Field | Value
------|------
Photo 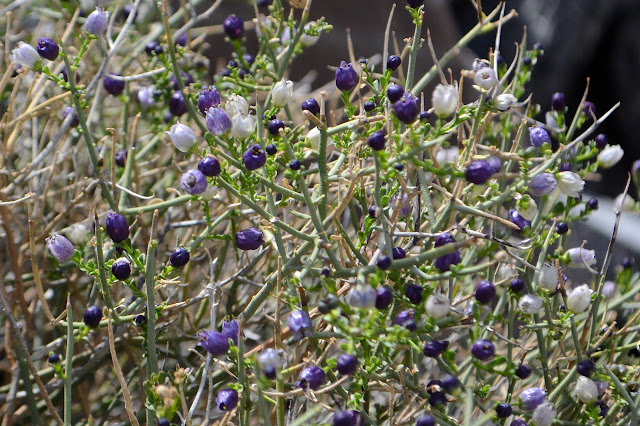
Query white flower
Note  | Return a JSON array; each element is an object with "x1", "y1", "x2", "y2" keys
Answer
[
  {"x1": 258, "y1": 348, "x2": 286, "y2": 369},
  {"x1": 497, "y1": 263, "x2": 517, "y2": 281},
  {"x1": 518, "y1": 294, "x2": 544, "y2": 314},
  {"x1": 431, "y1": 84, "x2": 458, "y2": 117},
  {"x1": 306, "y1": 127, "x2": 321, "y2": 150},
  {"x1": 566, "y1": 284, "x2": 592, "y2": 313},
  {"x1": 532, "y1": 400, "x2": 557, "y2": 426},
  {"x1": 12, "y1": 42, "x2": 40, "y2": 69},
  {"x1": 231, "y1": 114, "x2": 255, "y2": 139},
  {"x1": 575, "y1": 376, "x2": 599, "y2": 403},
  {"x1": 597, "y1": 145, "x2": 624, "y2": 169},
  {"x1": 614, "y1": 193, "x2": 635, "y2": 212},
  {"x1": 65, "y1": 222, "x2": 91, "y2": 245},
  {"x1": 425, "y1": 293, "x2": 450, "y2": 319},
  {"x1": 225, "y1": 93, "x2": 249, "y2": 118},
  {"x1": 557, "y1": 171, "x2": 585, "y2": 198},
  {"x1": 137, "y1": 86, "x2": 155, "y2": 109},
  {"x1": 474, "y1": 67, "x2": 498, "y2": 90},
  {"x1": 538, "y1": 263, "x2": 558, "y2": 291},
  {"x1": 566, "y1": 248, "x2": 596, "y2": 269},
  {"x1": 602, "y1": 280, "x2": 617, "y2": 299},
  {"x1": 435, "y1": 147, "x2": 459, "y2": 165},
  {"x1": 494, "y1": 94, "x2": 517, "y2": 111},
  {"x1": 517, "y1": 195, "x2": 538, "y2": 221},
  {"x1": 166, "y1": 122, "x2": 197, "y2": 152},
  {"x1": 271, "y1": 79, "x2": 293, "y2": 107}
]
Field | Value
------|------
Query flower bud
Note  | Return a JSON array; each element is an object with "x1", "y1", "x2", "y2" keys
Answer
[
  {"x1": 551, "y1": 92, "x2": 566, "y2": 111},
  {"x1": 222, "y1": 319, "x2": 239, "y2": 346},
  {"x1": 297, "y1": 365, "x2": 325, "y2": 390},
  {"x1": 529, "y1": 173, "x2": 557, "y2": 196},
  {"x1": 180, "y1": 170, "x2": 207, "y2": 195},
  {"x1": 271, "y1": 79, "x2": 293, "y2": 107},
  {"x1": 225, "y1": 94, "x2": 249, "y2": 118},
  {"x1": 566, "y1": 284, "x2": 592, "y2": 313},
  {"x1": 137, "y1": 86, "x2": 155, "y2": 109},
  {"x1": 169, "y1": 247, "x2": 190, "y2": 268},
  {"x1": 85, "y1": 7, "x2": 109, "y2": 36},
  {"x1": 375, "y1": 286, "x2": 393, "y2": 309},
  {"x1": 597, "y1": 145, "x2": 624, "y2": 169},
  {"x1": 65, "y1": 222, "x2": 90, "y2": 244},
  {"x1": 557, "y1": 171, "x2": 584, "y2": 198},
  {"x1": 169, "y1": 92, "x2": 188, "y2": 116},
  {"x1": 216, "y1": 388, "x2": 239, "y2": 411},
  {"x1": 602, "y1": 280, "x2": 617, "y2": 299},
  {"x1": 198, "y1": 156, "x2": 222, "y2": 177},
  {"x1": 471, "y1": 339, "x2": 495, "y2": 360},
  {"x1": 242, "y1": 144, "x2": 266, "y2": 170},
  {"x1": 494, "y1": 93, "x2": 517, "y2": 111},
  {"x1": 392, "y1": 309, "x2": 416, "y2": 330},
  {"x1": 12, "y1": 42, "x2": 40, "y2": 69},
  {"x1": 474, "y1": 66, "x2": 498, "y2": 90},
  {"x1": 575, "y1": 376, "x2": 598, "y2": 403},
  {"x1": 111, "y1": 257, "x2": 131, "y2": 280},
  {"x1": 519, "y1": 387, "x2": 546, "y2": 411},
  {"x1": 335, "y1": 61, "x2": 358, "y2": 91},
  {"x1": 203, "y1": 106, "x2": 231, "y2": 136},
  {"x1": 231, "y1": 114, "x2": 255, "y2": 139},
  {"x1": 105, "y1": 212, "x2": 129, "y2": 243},
  {"x1": 465, "y1": 160, "x2": 493, "y2": 184},
  {"x1": 336, "y1": 353, "x2": 357, "y2": 375},
  {"x1": 198, "y1": 330, "x2": 229, "y2": 355},
  {"x1": 36, "y1": 38, "x2": 59, "y2": 61},
  {"x1": 223, "y1": 14, "x2": 244, "y2": 39},
  {"x1": 529, "y1": 127, "x2": 551, "y2": 148},
  {"x1": 348, "y1": 285, "x2": 377, "y2": 309},
  {"x1": 386, "y1": 54, "x2": 401, "y2": 71},
  {"x1": 532, "y1": 401, "x2": 557, "y2": 426},
  {"x1": 46, "y1": 234, "x2": 75, "y2": 263},
  {"x1": 235, "y1": 228, "x2": 264, "y2": 250},
  {"x1": 83, "y1": 305, "x2": 103, "y2": 328},
  {"x1": 258, "y1": 348, "x2": 286, "y2": 370},
  {"x1": 509, "y1": 209, "x2": 531, "y2": 231},
  {"x1": 198, "y1": 86, "x2": 221, "y2": 114},
  {"x1": 103, "y1": 74, "x2": 125, "y2": 96},
  {"x1": 166, "y1": 122, "x2": 197, "y2": 152},
  {"x1": 425, "y1": 293, "x2": 450, "y2": 319},
  {"x1": 566, "y1": 248, "x2": 596, "y2": 269},
  {"x1": 393, "y1": 92, "x2": 419, "y2": 124},
  {"x1": 431, "y1": 84, "x2": 458, "y2": 117},
  {"x1": 538, "y1": 263, "x2": 558, "y2": 291},
  {"x1": 518, "y1": 294, "x2": 543, "y2": 314}
]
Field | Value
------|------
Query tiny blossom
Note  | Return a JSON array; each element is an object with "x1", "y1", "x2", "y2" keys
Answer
[
  {"x1": 137, "y1": 86, "x2": 155, "y2": 109},
  {"x1": 258, "y1": 348, "x2": 286, "y2": 369},
  {"x1": 46, "y1": 234, "x2": 75, "y2": 263},
  {"x1": 557, "y1": 171, "x2": 585, "y2": 198},
  {"x1": 566, "y1": 248, "x2": 596, "y2": 268},
  {"x1": 597, "y1": 145, "x2": 624, "y2": 168},
  {"x1": 602, "y1": 281, "x2": 617, "y2": 299},
  {"x1": 532, "y1": 401, "x2": 557, "y2": 426},
  {"x1": 180, "y1": 170, "x2": 207, "y2": 195},
  {"x1": 538, "y1": 263, "x2": 558, "y2": 291},
  {"x1": 271, "y1": 79, "x2": 294, "y2": 107},
  {"x1": 518, "y1": 294, "x2": 543, "y2": 314},
  {"x1": 231, "y1": 114, "x2": 255, "y2": 139},
  {"x1": 166, "y1": 122, "x2": 197, "y2": 152},
  {"x1": 12, "y1": 42, "x2": 40, "y2": 69},
  {"x1": 425, "y1": 293, "x2": 450, "y2": 319},
  {"x1": 575, "y1": 376, "x2": 599, "y2": 403},
  {"x1": 348, "y1": 285, "x2": 377, "y2": 309},
  {"x1": 519, "y1": 387, "x2": 546, "y2": 411},
  {"x1": 206, "y1": 106, "x2": 232, "y2": 136},
  {"x1": 566, "y1": 284, "x2": 592, "y2": 313},
  {"x1": 528, "y1": 127, "x2": 551, "y2": 148},
  {"x1": 517, "y1": 196, "x2": 538, "y2": 221},
  {"x1": 494, "y1": 94, "x2": 517, "y2": 111},
  {"x1": 288, "y1": 310, "x2": 312, "y2": 340},
  {"x1": 225, "y1": 94, "x2": 249, "y2": 117},
  {"x1": 85, "y1": 7, "x2": 109, "y2": 36},
  {"x1": 431, "y1": 84, "x2": 458, "y2": 117},
  {"x1": 474, "y1": 66, "x2": 498, "y2": 90},
  {"x1": 528, "y1": 173, "x2": 557, "y2": 196}
]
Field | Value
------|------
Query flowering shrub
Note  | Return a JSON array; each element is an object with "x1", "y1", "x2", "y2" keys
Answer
[{"x1": 1, "y1": 0, "x2": 638, "y2": 425}]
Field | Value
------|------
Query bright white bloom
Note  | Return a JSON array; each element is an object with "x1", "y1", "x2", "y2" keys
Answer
[
  {"x1": 435, "y1": 147, "x2": 459, "y2": 165},
  {"x1": 497, "y1": 263, "x2": 517, "y2": 281},
  {"x1": 598, "y1": 145, "x2": 624, "y2": 169},
  {"x1": 538, "y1": 263, "x2": 558, "y2": 291},
  {"x1": 566, "y1": 284, "x2": 592, "y2": 313},
  {"x1": 532, "y1": 401, "x2": 557, "y2": 426},
  {"x1": 425, "y1": 293, "x2": 450, "y2": 319},
  {"x1": 602, "y1": 280, "x2": 617, "y2": 299},
  {"x1": 166, "y1": 122, "x2": 197, "y2": 152},
  {"x1": 225, "y1": 93, "x2": 249, "y2": 118},
  {"x1": 65, "y1": 222, "x2": 91, "y2": 245},
  {"x1": 614, "y1": 193, "x2": 635, "y2": 212},
  {"x1": 431, "y1": 84, "x2": 458, "y2": 117},
  {"x1": 566, "y1": 248, "x2": 596, "y2": 269},
  {"x1": 271, "y1": 79, "x2": 293, "y2": 107},
  {"x1": 231, "y1": 114, "x2": 255, "y2": 139},
  {"x1": 306, "y1": 127, "x2": 321, "y2": 149},
  {"x1": 494, "y1": 94, "x2": 517, "y2": 111},
  {"x1": 557, "y1": 171, "x2": 585, "y2": 198},
  {"x1": 12, "y1": 42, "x2": 40, "y2": 69},
  {"x1": 575, "y1": 376, "x2": 599, "y2": 403},
  {"x1": 137, "y1": 86, "x2": 155, "y2": 109},
  {"x1": 474, "y1": 67, "x2": 498, "y2": 90},
  {"x1": 518, "y1": 294, "x2": 544, "y2": 314}
]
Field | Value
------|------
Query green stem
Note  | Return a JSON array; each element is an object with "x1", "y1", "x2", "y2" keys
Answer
[
  {"x1": 64, "y1": 295, "x2": 73, "y2": 426},
  {"x1": 404, "y1": 7, "x2": 423, "y2": 90},
  {"x1": 145, "y1": 211, "x2": 160, "y2": 378}
]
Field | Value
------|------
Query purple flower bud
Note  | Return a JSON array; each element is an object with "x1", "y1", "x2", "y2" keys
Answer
[
  {"x1": 36, "y1": 38, "x2": 59, "y2": 61},
  {"x1": 48, "y1": 353, "x2": 60, "y2": 364},
  {"x1": 103, "y1": 74, "x2": 125, "y2": 96},
  {"x1": 180, "y1": 169, "x2": 208, "y2": 195},
  {"x1": 528, "y1": 127, "x2": 551, "y2": 148},
  {"x1": 85, "y1": 7, "x2": 109, "y2": 36},
  {"x1": 205, "y1": 106, "x2": 232, "y2": 136},
  {"x1": 198, "y1": 86, "x2": 221, "y2": 114},
  {"x1": 348, "y1": 285, "x2": 377, "y2": 308},
  {"x1": 528, "y1": 173, "x2": 557, "y2": 196},
  {"x1": 223, "y1": 14, "x2": 244, "y2": 39},
  {"x1": 510, "y1": 420, "x2": 528, "y2": 426},
  {"x1": 368, "y1": 131, "x2": 386, "y2": 151},
  {"x1": 496, "y1": 403, "x2": 512, "y2": 418},
  {"x1": 441, "y1": 375, "x2": 460, "y2": 393},
  {"x1": 510, "y1": 278, "x2": 525, "y2": 293},
  {"x1": 112, "y1": 257, "x2": 131, "y2": 280},
  {"x1": 433, "y1": 232, "x2": 461, "y2": 272},
  {"x1": 386, "y1": 55, "x2": 401, "y2": 71},
  {"x1": 242, "y1": 144, "x2": 267, "y2": 171},
  {"x1": 297, "y1": 365, "x2": 325, "y2": 390},
  {"x1": 198, "y1": 156, "x2": 222, "y2": 177},
  {"x1": 175, "y1": 32, "x2": 188, "y2": 47},
  {"x1": 375, "y1": 286, "x2": 393, "y2": 309},
  {"x1": 301, "y1": 98, "x2": 320, "y2": 115},
  {"x1": 465, "y1": 160, "x2": 493, "y2": 184},
  {"x1": 509, "y1": 209, "x2": 531, "y2": 231},
  {"x1": 363, "y1": 100, "x2": 376, "y2": 112},
  {"x1": 288, "y1": 310, "x2": 312, "y2": 340},
  {"x1": 216, "y1": 388, "x2": 238, "y2": 411},
  {"x1": 335, "y1": 61, "x2": 358, "y2": 92},
  {"x1": 428, "y1": 391, "x2": 447, "y2": 406},
  {"x1": 83, "y1": 305, "x2": 103, "y2": 328},
  {"x1": 170, "y1": 70, "x2": 193, "y2": 91},
  {"x1": 551, "y1": 92, "x2": 566, "y2": 111},
  {"x1": 46, "y1": 234, "x2": 75, "y2": 263},
  {"x1": 486, "y1": 156, "x2": 501, "y2": 174},
  {"x1": 423, "y1": 340, "x2": 448, "y2": 357},
  {"x1": 577, "y1": 359, "x2": 596, "y2": 377},
  {"x1": 377, "y1": 255, "x2": 392, "y2": 270},
  {"x1": 106, "y1": 212, "x2": 129, "y2": 243},
  {"x1": 169, "y1": 247, "x2": 190, "y2": 268},
  {"x1": 63, "y1": 107, "x2": 79, "y2": 127},
  {"x1": 336, "y1": 353, "x2": 357, "y2": 375},
  {"x1": 405, "y1": 283, "x2": 423, "y2": 304},
  {"x1": 583, "y1": 101, "x2": 596, "y2": 118},
  {"x1": 393, "y1": 92, "x2": 419, "y2": 124},
  {"x1": 333, "y1": 411, "x2": 359, "y2": 426},
  {"x1": 471, "y1": 339, "x2": 495, "y2": 361},
  {"x1": 268, "y1": 119, "x2": 285, "y2": 136},
  {"x1": 169, "y1": 92, "x2": 188, "y2": 116},
  {"x1": 595, "y1": 133, "x2": 607, "y2": 149},
  {"x1": 392, "y1": 247, "x2": 406, "y2": 260},
  {"x1": 406, "y1": 0, "x2": 424, "y2": 8},
  {"x1": 386, "y1": 83, "x2": 404, "y2": 103},
  {"x1": 235, "y1": 228, "x2": 264, "y2": 250},
  {"x1": 519, "y1": 387, "x2": 546, "y2": 411},
  {"x1": 416, "y1": 414, "x2": 435, "y2": 426},
  {"x1": 222, "y1": 319, "x2": 239, "y2": 345},
  {"x1": 475, "y1": 280, "x2": 496, "y2": 304},
  {"x1": 392, "y1": 309, "x2": 416, "y2": 330},
  {"x1": 265, "y1": 143, "x2": 277, "y2": 155},
  {"x1": 115, "y1": 149, "x2": 127, "y2": 167},
  {"x1": 515, "y1": 364, "x2": 532, "y2": 379},
  {"x1": 198, "y1": 330, "x2": 230, "y2": 355}
]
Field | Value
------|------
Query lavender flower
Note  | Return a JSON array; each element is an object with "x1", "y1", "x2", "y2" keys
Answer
[
  {"x1": 288, "y1": 310, "x2": 312, "y2": 340},
  {"x1": 85, "y1": 7, "x2": 109, "y2": 36},
  {"x1": 198, "y1": 330, "x2": 229, "y2": 355},
  {"x1": 180, "y1": 170, "x2": 208, "y2": 195},
  {"x1": 46, "y1": 234, "x2": 75, "y2": 263},
  {"x1": 519, "y1": 387, "x2": 546, "y2": 411},
  {"x1": 12, "y1": 42, "x2": 40, "y2": 69},
  {"x1": 528, "y1": 173, "x2": 557, "y2": 196},
  {"x1": 566, "y1": 248, "x2": 596, "y2": 269}
]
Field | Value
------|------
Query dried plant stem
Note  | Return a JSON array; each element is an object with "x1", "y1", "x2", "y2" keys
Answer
[
  {"x1": 64, "y1": 295, "x2": 73, "y2": 426},
  {"x1": 107, "y1": 312, "x2": 140, "y2": 426},
  {"x1": 28, "y1": 215, "x2": 55, "y2": 322}
]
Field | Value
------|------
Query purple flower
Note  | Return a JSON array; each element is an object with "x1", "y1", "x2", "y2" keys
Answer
[
  {"x1": 465, "y1": 160, "x2": 493, "y2": 184},
  {"x1": 405, "y1": 283, "x2": 423, "y2": 304},
  {"x1": 216, "y1": 388, "x2": 238, "y2": 411},
  {"x1": 223, "y1": 14, "x2": 244, "y2": 39},
  {"x1": 111, "y1": 257, "x2": 131, "y2": 280},
  {"x1": 169, "y1": 247, "x2": 190, "y2": 268},
  {"x1": 198, "y1": 86, "x2": 221, "y2": 114},
  {"x1": 471, "y1": 339, "x2": 495, "y2": 361},
  {"x1": 486, "y1": 156, "x2": 501, "y2": 173},
  {"x1": 335, "y1": 61, "x2": 358, "y2": 92},
  {"x1": 336, "y1": 353, "x2": 358, "y2": 375},
  {"x1": 83, "y1": 305, "x2": 103, "y2": 328},
  {"x1": 235, "y1": 228, "x2": 264, "y2": 250},
  {"x1": 169, "y1": 92, "x2": 188, "y2": 116},
  {"x1": 423, "y1": 340, "x2": 448, "y2": 357},
  {"x1": 475, "y1": 281, "x2": 496, "y2": 304},
  {"x1": 198, "y1": 330, "x2": 230, "y2": 355},
  {"x1": 180, "y1": 169, "x2": 208, "y2": 195},
  {"x1": 103, "y1": 74, "x2": 126, "y2": 96},
  {"x1": 375, "y1": 286, "x2": 393, "y2": 309},
  {"x1": 386, "y1": 55, "x2": 401, "y2": 71},
  {"x1": 528, "y1": 173, "x2": 557, "y2": 196},
  {"x1": 584, "y1": 101, "x2": 596, "y2": 118},
  {"x1": 115, "y1": 149, "x2": 127, "y2": 167},
  {"x1": 198, "y1": 156, "x2": 222, "y2": 177},
  {"x1": 46, "y1": 234, "x2": 75, "y2": 263},
  {"x1": 392, "y1": 92, "x2": 419, "y2": 124},
  {"x1": 170, "y1": 70, "x2": 193, "y2": 90},
  {"x1": 434, "y1": 232, "x2": 461, "y2": 272},
  {"x1": 242, "y1": 144, "x2": 267, "y2": 171},
  {"x1": 509, "y1": 209, "x2": 531, "y2": 231},
  {"x1": 392, "y1": 309, "x2": 416, "y2": 331},
  {"x1": 529, "y1": 127, "x2": 551, "y2": 148},
  {"x1": 63, "y1": 107, "x2": 79, "y2": 127},
  {"x1": 106, "y1": 212, "x2": 129, "y2": 243},
  {"x1": 367, "y1": 131, "x2": 386, "y2": 151},
  {"x1": 205, "y1": 106, "x2": 232, "y2": 136},
  {"x1": 348, "y1": 285, "x2": 377, "y2": 308},
  {"x1": 222, "y1": 319, "x2": 239, "y2": 346},
  {"x1": 36, "y1": 38, "x2": 59, "y2": 61},
  {"x1": 288, "y1": 310, "x2": 312, "y2": 340},
  {"x1": 386, "y1": 83, "x2": 404, "y2": 103},
  {"x1": 519, "y1": 387, "x2": 546, "y2": 411},
  {"x1": 301, "y1": 98, "x2": 320, "y2": 115},
  {"x1": 551, "y1": 92, "x2": 566, "y2": 111},
  {"x1": 297, "y1": 365, "x2": 325, "y2": 390}
]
